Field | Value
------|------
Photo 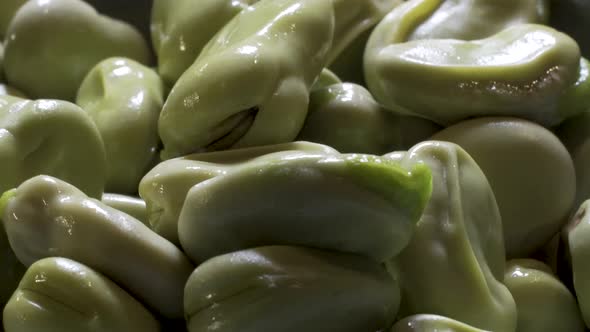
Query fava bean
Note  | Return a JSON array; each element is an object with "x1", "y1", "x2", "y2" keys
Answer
[
  {"x1": 1, "y1": 176, "x2": 194, "y2": 318},
  {"x1": 3, "y1": 257, "x2": 159, "y2": 332},
  {"x1": 184, "y1": 246, "x2": 400, "y2": 332},
  {"x1": 4, "y1": 0, "x2": 150, "y2": 101}
]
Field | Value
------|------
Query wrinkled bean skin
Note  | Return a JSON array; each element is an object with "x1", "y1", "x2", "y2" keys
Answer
[
  {"x1": 3, "y1": 257, "x2": 160, "y2": 332},
  {"x1": 184, "y1": 246, "x2": 401, "y2": 332}
]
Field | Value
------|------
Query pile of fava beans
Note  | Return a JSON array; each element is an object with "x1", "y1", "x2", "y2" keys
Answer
[{"x1": 1, "y1": 0, "x2": 590, "y2": 331}]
